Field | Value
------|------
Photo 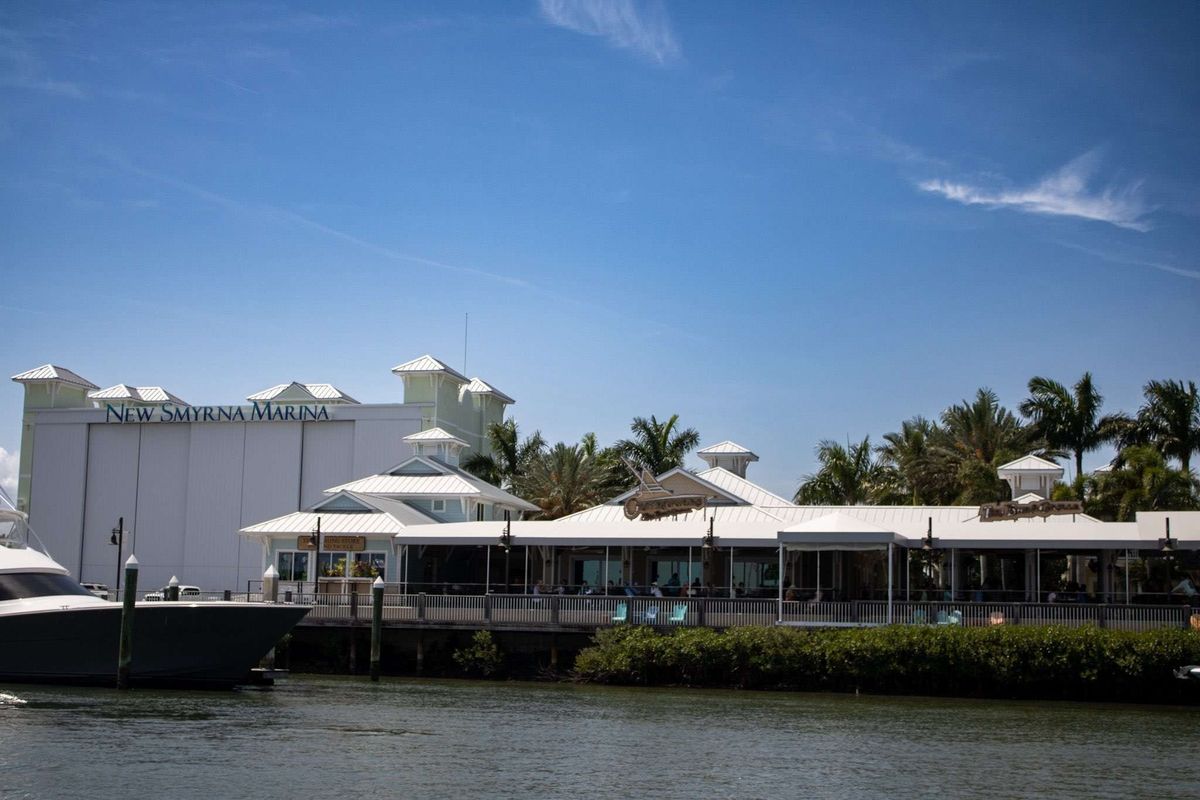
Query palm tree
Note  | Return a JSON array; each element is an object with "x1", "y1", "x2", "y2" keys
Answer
[
  {"x1": 614, "y1": 414, "x2": 700, "y2": 476},
  {"x1": 1086, "y1": 445, "x2": 1198, "y2": 521},
  {"x1": 1019, "y1": 373, "x2": 1128, "y2": 479},
  {"x1": 521, "y1": 442, "x2": 606, "y2": 520},
  {"x1": 1134, "y1": 379, "x2": 1200, "y2": 473},
  {"x1": 878, "y1": 416, "x2": 937, "y2": 505},
  {"x1": 794, "y1": 437, "x2": 901, "y2": 505},
  {"x1": 938, "y1": 388, "x2": 1032, "y2": 466},
  {"x1": 461, "y1": 419, "x2": 546, "y2": 490}
]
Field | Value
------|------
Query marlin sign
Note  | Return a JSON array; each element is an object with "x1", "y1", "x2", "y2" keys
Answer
[{"x1": 104, "y1": 402, "x2": 332, "y2": 424}]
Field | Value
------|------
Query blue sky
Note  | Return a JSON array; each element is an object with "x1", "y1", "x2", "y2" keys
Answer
[{"x1": 2, "y1": 0, "x2": 1198, "y2": 498}]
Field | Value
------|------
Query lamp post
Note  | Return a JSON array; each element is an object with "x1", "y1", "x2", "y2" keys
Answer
[
  {"x1": 109, "y1": 517, "x2": 126, "y2": 596},
  {"x1": 499, "y1": 511, "x2": 512, "y2": 593},
  {"x1": 701, "y1": 517, "x2": 717, "y2": 593},
  {"x1": 1159, "y1": 517, "x2": 1175, "y2": 600},
  {"x1": 308, "y1": 516, "x2": 322, "y2": 597},
  {"x1": 921, "y1": 517, "x2": 938, "y2": 598}
]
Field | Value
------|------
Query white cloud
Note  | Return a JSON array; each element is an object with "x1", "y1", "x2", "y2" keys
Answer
[
  {"x1": 0, "y1": 446, "x2": 18, "y2": 500},
  {"x1": 1055, "y1": 241, "x2": 1200, "y2": 281},
  {"x1": 918, "y1": 151, "x2": 1151, "y2": 231},
  {"x1": 538, "y1": 0, "x2": 680, "y2": 64}
]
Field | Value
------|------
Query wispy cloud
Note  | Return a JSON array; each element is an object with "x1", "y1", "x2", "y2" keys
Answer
[
  {"x1": 1055, "y1": 241, "x2": 1200, "y2": 281},
  {"x1": 0, "y1": 27, "x2": 84, "y2": 98},
  {"x1": 919, "y1": 150, "x2": 1151, "y2": 231},
  {"x1": 99, "y1": 152, "x2": 532, "y2": 289},
  {"x1": 0, "y1": 446, "x2": 17, "y2": 499},
  {"x1": 538, "y1": 0, "x2": 680, "y2": 64}
]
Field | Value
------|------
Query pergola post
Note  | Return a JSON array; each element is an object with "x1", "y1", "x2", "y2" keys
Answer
[
  {"x1": 886, "y1": 542, "x2": 894, "y2": 624},
  {"x1": 485, "y1": 545, "x2": 491, "y2": 595},
  {"x1": 777, "y1": 543, "x2": 784, "y2": 623},
  {"x1": 524, "y1": 545, "x2": 529, "y2": 594},
  {"x1": 604, "y1": 545, "x2": 609, "y2": 593}
]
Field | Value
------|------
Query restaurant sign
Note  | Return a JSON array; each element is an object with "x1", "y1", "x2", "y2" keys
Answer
[
  {"x1": 296, "y1": 535, "x2": 367, "y2": 552},
  {"x1": 105, "y1": 401, "x2": 332, "y2": 424},
  {"x1": 979, "y1": 499, "x2": 1084, "y2": 522}
]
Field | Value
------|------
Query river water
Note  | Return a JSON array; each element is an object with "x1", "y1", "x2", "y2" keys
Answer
[{"x1": 1, "y1": 677, "x2": 1197, "y2": 799}]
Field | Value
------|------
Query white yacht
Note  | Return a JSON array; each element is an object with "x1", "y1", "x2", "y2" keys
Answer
[{"x1": 0, "y1": 507, "x2": 308, "y2": 688}]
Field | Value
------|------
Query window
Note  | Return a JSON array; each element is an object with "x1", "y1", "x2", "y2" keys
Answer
[
  {"x1": 314, "y1": 551, "x2": 387, "y2": 580},
  {"x1": 432, "y1": 499, "x2": 446, "y2": 513},
  {"x1": 0, "y1": 573, "x2": 94, "y2": 601},
  {"x1": 276, "y1": 551, "x2": 310, "y2": 582},
  {"x1": 353, "y1": 552, "x2": 387, "y2": 580}
]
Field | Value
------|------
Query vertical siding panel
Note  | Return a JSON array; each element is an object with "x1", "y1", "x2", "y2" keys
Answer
[
  {"x1": 182, "y1": 424, "x2": 246, "y2": 590},
  {"x1": 29, "y1": 423, "x2": 91, "y2": 577},
  {"x1": 132, "y1": 425, "x2": 191, "y2": 590},
  {"x1": 300, "y1": 421, "x2": 354, "y2": 507},
  {"x1": 79, "y1": 425, "x2": 139, "y2": 584},
  {"x1": 239, "y1": 423, "x2": 303, "y2": 586},
  {"x1": 352, "y1": 419, "x2": 418, "y2": 480}
]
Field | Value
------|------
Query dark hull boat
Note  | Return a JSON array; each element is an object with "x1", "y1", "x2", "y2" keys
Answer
[{"x1": 1, "y1": 507, "x2": 309, "y2": 689}]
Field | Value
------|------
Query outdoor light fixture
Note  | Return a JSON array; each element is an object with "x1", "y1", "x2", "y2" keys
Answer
[
  {"x1": 701, "y1": 516, "x2": 716, "y2": 551},
  {"x1": 499, "y1": 512, "x2": 512, "y2": 552},
  {"x1": 1159, "y1": 517, "x2": 1175, "y2": 554},
  {"x1": 109, "y1": 516, "x2": 125, "y2": 595},
  {"x1": 308, "y1": 516, "x2": 322, "y2": 596},
  {"x1": 922, "y1": 517, "x2": 936, "y2": 552}
]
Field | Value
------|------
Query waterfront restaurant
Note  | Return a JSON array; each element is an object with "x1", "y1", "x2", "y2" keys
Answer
[{"x1": 239, "y1": 440, "x2": 1200, "y2": 616}]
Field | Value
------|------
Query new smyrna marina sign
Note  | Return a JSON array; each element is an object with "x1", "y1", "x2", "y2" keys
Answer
[{"x1": 103, "y1": 401, "x2": 332, "y2": 424}]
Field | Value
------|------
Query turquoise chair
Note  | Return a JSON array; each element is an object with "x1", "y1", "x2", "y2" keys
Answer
[
  {"x1": 936, "y1": 610, "x2": 950, "y2": 625},
  {"x1": 947, "y1": 610, "x2": 963, "y2": 626},
  {"x1": 611, "y1": 602, "x2": 628, "y2": 624},
  {"x1": 668, "y1": 603, "x2": 688, "y2": 624},
  {"x1": 641, "y1": 605, "x2": 660, "y2": 625}
]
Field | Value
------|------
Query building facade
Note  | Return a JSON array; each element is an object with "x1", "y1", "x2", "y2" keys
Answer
[{"x1": 10, "y1": 355, "x2": 514, "y2": 591}]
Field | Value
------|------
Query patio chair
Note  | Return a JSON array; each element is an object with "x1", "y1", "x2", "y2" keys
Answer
[
  {"x1": 935, "y1": 610, "x2": 949, "y2": 625},
  {"x1": 641, "y1": 605, "x2": 660, "y2": 625},
  {"x1": 668, "y1": 603, "x2": 688, "y2": 624},
  {"x1": 611, "y1": 602, "x2": 628, "y2": 624},
  {"x1": 911, "y1": 608, "x2": 928, "y2": 625},
  {"x1": 947, "y1": 610, "x2": 963, "y2": 626}
]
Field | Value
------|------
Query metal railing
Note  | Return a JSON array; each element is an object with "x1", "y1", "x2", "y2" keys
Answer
[{"x1": 268, "y1": 593, "x2": 1197, "y2": 632}]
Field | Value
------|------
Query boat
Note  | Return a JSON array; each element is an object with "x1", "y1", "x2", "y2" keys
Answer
[{"x1": 0, "y1": 507, "x2": 309, "y2": 689}]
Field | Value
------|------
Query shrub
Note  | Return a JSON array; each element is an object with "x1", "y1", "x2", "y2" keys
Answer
[
  {"x1": 573, "y1": 625, "x2": 1200, "y2": 704},
  {"x1": 453, "y1": 630, "x2": 504, "y2": 678}
]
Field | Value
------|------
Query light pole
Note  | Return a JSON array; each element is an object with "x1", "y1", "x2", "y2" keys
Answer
[
  {"x1": 109, "y1": 517, "x2": 126, "y2": 596},
  {"x1": 499, "y1": 511, "x2": 512, "y2": 593},
  {"x1": 308, "y1": 516, "x2": 322, "y2": 597}
]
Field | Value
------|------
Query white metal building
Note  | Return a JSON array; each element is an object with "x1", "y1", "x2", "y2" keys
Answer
[{"x1": 10, "y1": 355, "x2": 514, "y2": 591}]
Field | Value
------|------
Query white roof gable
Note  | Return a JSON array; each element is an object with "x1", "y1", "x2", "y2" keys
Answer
[
  {"x1": 247, "y1": 382, "x2": 358, "y2": 403},
  {"x1": 697, "y1": 467, "x2": 791, "y2": 506},
  {"x1": 89, "y1": 384, "x2": 189, "y2": 405},
  {"x1": 464, "y1": 377, "x2": 515, "y2": 405},
  {"x1": 11, "y1": 364, "x2": 98, "y2": 390},
  {"x1": 697, "y1": 440, "x2": 758, "y2": 458},
  {"x1": 391, "y1": 355, "x2": 468, "y2": 383},
  {"x1": 404, "y1": 427, "x2": 468, "y2": 446},
  {"x1": 1013, "y1": 492, "x2": 1047, "y2": 504},
  {"x1": 997, "y1": 454, "x2": 1063, "y2": 473}
]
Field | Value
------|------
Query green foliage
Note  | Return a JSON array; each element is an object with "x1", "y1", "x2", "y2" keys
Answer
[
  {"x1": 614, "y1": 414, "x2": 701, "y2": 476},
  {"x1": 452, "y1": 630, "x2": 504, "y2": 678},
  {"x1": 461, "y1": 420, "x2": 547, "y2": 490},
  {"x1": 1020, "y1": 372, "x2": 1128, "y2": 480},
  {"x1": 521, "y1": 441, "x2": 609, "y2": 519},
  {"x1": 573, "y1": 624, "x2": 1200, "y2": 703},
  {"x1": 795, "y1": 437, "x2": 902, "y2": 505},
  {"x1": 1086, "y1": 446, "x2": 1199, "y2": 521},
  {"x1": 1135, "y1": 379, "x2": 1200, "y2": 473}
]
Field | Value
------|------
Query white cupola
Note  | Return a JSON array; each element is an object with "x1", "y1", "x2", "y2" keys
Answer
[
  {"x1": 996, "y1": 454, "x2": 1064, "y2": 500},
  {"x1": 403, "y1": 427, "x2": 469, "y2": 465},
  {"x1": 696, "y1": 441, "x2": 759, "y2": 478}
]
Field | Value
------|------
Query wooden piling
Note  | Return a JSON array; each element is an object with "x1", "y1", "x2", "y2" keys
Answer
[
  {"x1": 116, "y1": 555, "x2": 139, "y2": 690},
  {"x1": 370, "y1": 576, "x2": 383, "y2": 681}
]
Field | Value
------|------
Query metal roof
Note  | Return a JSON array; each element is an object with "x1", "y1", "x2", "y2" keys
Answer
[
  {"x1": 246, "y1": 382, "x2": 358, "y2": 403},
  {"x1": 996, "y1": 454, "x2": 1063, "y2": 473},
  {"x1": 697, "y1": 467, "x2": 792, "y2": 506},
  {"x1": 697, "y1": 440, "x2": 758, "y2": 457},
  {"x1": 324, "y1": 457, "x2": 540, "y2": 512},
  {"x1": 240, "y1": 510, "x2": 408, "y2": 536},
  {"x1": 11, "y1": 364, "x2": 98, "y2": 389},
  {"x1": 403, "y1": 427, "x2": 468, "y2": 446},
  {"x1": 88, "y1": 384, "x2": 189, "y2": 405},
  {"x1": 464, "y1": 377, "x2": 515, "y2": 405},
  {"x1": 390, "y1": 355, "x2": 468, "y2": 383}
]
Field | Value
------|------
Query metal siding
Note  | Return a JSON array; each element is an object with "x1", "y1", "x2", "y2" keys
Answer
[
  {"x1": 300, "y1": 421, "x2": 355, "y2": 508},
  {"x1": 28, "y1": 423, "x2": 91, "y2": 576},
  {"x1": 79, "y1": 425, "x2": 140, "y2": 585},
  {"x1": 239, "y1": 423, "x2": 303, "y2": 586},
  {"x1": 182, "y1": 425, "x2": 246, "y2": 590},
  {"x1": 130, "y1": 425, "x2": 191, "y2": 589},
  {"x1": 352, "y1": 418, "x2": 417, "y2": 479}
]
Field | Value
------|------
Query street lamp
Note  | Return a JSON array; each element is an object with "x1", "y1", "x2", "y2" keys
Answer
[
  {"x1": 499, "y1": 511, "x2": 512, "y2": 594},
  {"x1": 307, "y1": 516, "x2": 322, "y2": 597},
  {"x1": 702, "y1": 516, "x2": 717, "y2": 552},
  {"x1": 1159, "y1": 517, "x2": 1175, "y2": 554},
  {"x1": 109, "y1": 517, "x2": 125, "y2": 595}
]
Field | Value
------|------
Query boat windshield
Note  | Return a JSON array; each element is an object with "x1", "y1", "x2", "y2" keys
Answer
[{"x1": 0, "y1": 573, "x2": 96, "y2": 601}]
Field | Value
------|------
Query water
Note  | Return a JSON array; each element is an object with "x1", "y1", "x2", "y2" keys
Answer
[{"x1": 1, "y1": 677, "x2": 1197, "y2": 799}]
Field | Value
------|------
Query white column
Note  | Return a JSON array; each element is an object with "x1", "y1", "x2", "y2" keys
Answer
[
  {"x1": 485, "y1": 546, "x2": 491, "y2": 595},
  {"x1": 887, "y1": 543, "x2": 894, "y2": 624},
  {"x1": 777, "y1": 543, "x2": 784, "y2": 623}
]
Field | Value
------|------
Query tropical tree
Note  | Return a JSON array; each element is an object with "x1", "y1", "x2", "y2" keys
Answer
[
  {"x1": 521, "y1": 442, "x2": 606, "y2": 520},
  {"x1": 461, "y1": 419, "x2": 546, "y2": 490},
  {"x1": 877, "y1": 416, "x2": 945, "y2": 505},
  {"x1": 1019, "y1": 373, "x2": 1128, "y2": 479},
  {"x1": 938, "y1": 388, "x2": 1033, "y2": 467},
  {"x1": 1134, "y1": 379, "x2": 1200, "y2": 473},
  {"x1": 1086, "y1": 446, "x2": 1199, "y2": 521},
  {"x1": 794, "y1": 437, "x2": 901, "y2": 505},
  {"x1": 614, "y1": 414, "x2": 700, "y2": 477}
]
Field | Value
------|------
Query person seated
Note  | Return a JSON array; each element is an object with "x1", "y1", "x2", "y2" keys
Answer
[
  {"x1": 624, "y1": 582, "x2": 637, "y2": 597},
  {"x1": 580, "y1": 580, "x2": 593, "y2": 595},
  {"x1": 784, "y1": 587, "x2": 798, "y2": 602},
  {"x1": 808, "y1": 589, "x2": 823, "y2": 604},
  {"x1": 650, "y1": 582, "x2": 664, "y2": 598}
]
